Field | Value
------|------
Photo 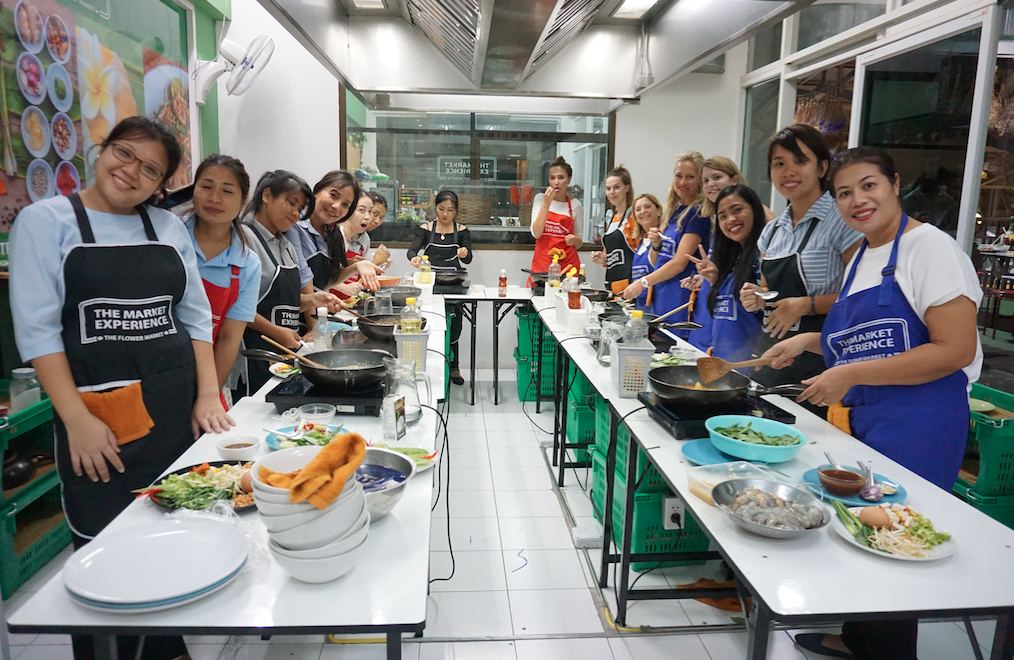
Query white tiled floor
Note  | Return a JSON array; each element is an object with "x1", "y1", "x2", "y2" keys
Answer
[{"x1": 2, "y1": 373, "x2": 997, "y2": 659}]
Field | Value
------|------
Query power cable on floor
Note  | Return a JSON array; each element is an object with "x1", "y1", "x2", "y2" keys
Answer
[
  {"x1": 424, "y1": 403, "x2": 455, "y2": 584},
  {"x1": 521, "y1": 335, "x2": 586, "y2": 435}
]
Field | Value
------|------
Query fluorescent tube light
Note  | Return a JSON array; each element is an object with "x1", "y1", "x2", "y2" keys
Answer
[
  {"x1": 350, "y1": 0, "x2": 385, "y2": 8},
  {"x1": 613, "y1": 0, "x2": 660, "y2": 19}
]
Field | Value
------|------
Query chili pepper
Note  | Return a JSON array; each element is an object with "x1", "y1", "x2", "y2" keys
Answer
[
  {"x1": 423, "y1": 450, "x2": 438, "y2": 460},
  {"x1": 192, "y1": 463, "x2": 210, "y2": 475},
  {"x1": 133, "y1": 487, "x2": 163, "y2": 499}
]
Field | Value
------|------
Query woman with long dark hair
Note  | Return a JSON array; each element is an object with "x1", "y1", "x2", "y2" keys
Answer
[
  {"x1": 590, "y1": 166, "x2": 636, "y2": 292},
  {"x1": 10, "y1": 116, "x2": 232, "y2": 660},
  {"x1": 291, "y1": 170, "x2": 360, "y2": 291},
  {"x1": 530, "y1": 156, "x2": 582, "y2": 283},
  {"x1": 324, "y1": 193, "x2": 383, "y2": 299},
  {"x1": 689, "y1": 185, "x2": 766, "y2": 365}
]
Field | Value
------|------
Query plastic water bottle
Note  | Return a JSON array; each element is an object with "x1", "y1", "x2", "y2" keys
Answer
[
  {"x1": 418, "y1": 256, "x2": 433, "y2": 284},
  {"x1": 563, "y1": 275, "x2": 581, "y2": 310},
  {"x1": 9, "y1": 368, "x2": 41, "y2": 414},
  {"x1": 312, "y1": 307, "x2": 332, "y2": 352},
  {"x1": 623, "y1": 310, "x2": 649, "y2": 345},
  {"x1": 498, "y1": 269, "x2": 507, "y2": 297},
  {"x1": 548, "y1": 255, "x2": 562, "y2": 288},
  {"x1": 400, "y1": 297, "x2": 422, "y2": 333}
]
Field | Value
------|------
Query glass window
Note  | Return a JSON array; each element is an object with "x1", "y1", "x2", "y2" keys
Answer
[
  {"x1": 975, "y1": 56, "x2": 1014, "y2": 245},
  {"x1": 859, "y1": 28, "x2": 981, "y2": 237},
  {"x1": 741, "y1": 79, "x2": 780, "y2": 205},
  {"x1": 794, "y1": 62, "x2": 855, "y2": 159},
  {"x1": 748, "y1": 22, "x2": 783, "y2": 72},
  {"x1": 797, "y1": 0, "x2": 888, "y2": 52},
  {"x1": 346, "y1": 89, "x2": 610, "y2": 248}
]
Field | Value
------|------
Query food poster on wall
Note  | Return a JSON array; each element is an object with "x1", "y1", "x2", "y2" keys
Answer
[
  {"x1": 0, "y1": 0, "x2": 84, "y2": 231},
  {"x1": 143, "y1": 47, "x2": 189, "y2": 190}
]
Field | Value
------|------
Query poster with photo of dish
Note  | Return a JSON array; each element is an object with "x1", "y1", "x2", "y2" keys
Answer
[
  {"x1": 143, "y1": 47, "x2": 190, "y2": 190},
  {"x1": 0, "y1": 0, "x2": 84, "y2": 231}
]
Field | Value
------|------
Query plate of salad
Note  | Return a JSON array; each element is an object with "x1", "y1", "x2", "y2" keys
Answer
[
  {"x1": 269, "y1": 362, "x2": 300, "y2": 378},
  {"x1": 831, "y1": 501, "x2": 954, "y2": 561},
  {"x1": 137, "y1": 461, "x2": 254, "y2": 512},
  {"x1": 266, "y1": 423, "x2": 346, "y2": 450},
  {"x1": 369, "y1": 444, "x2": 438, "y2": 472}
]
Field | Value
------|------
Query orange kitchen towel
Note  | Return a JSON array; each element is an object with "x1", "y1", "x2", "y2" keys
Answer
[
  {"x1": 260, "y1": 467, "x2": 299, "y2": 489},
  {"x1": 289, "y1": 433, "x2": 367, "y2": 509},
  {"x1": 79, "y1": 383, "x2": 154, "y2": 445},
  {"x1": 677, "y1": 578, "x2": 746, "y2": 612},
  {"x1": 827, "y1": 402, "x2": 851, "y2": 435}
]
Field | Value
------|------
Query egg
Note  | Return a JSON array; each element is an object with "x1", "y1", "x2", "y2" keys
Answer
[
  {"x1": 240, "y1": 470, "x2": 253, "y2": 493},
  {"x1": 859, "y1": 505, "x2": 891, "y2": 529}
]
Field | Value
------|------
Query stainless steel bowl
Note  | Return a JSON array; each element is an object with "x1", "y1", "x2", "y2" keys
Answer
[
  {"x1": 359, "y1": 447, "x2": 417, "y2": 521},
  {"x1": 711, "y1": 478, "x2": 830, "y2": 539}
]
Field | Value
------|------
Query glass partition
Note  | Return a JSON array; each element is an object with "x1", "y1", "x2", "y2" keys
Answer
[{"x1": 741, "y1": 79, "x2": 780, "y2": 205}]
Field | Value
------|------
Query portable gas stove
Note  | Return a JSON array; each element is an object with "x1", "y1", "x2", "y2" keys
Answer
[
  {"x1": 637, "y1": 391, "x2": 795, "y2": 440},
  {"x1": 266, "y1": 376, "x2": 385, "y2": 416}
]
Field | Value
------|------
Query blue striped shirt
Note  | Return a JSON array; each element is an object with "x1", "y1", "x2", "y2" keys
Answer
[{"x1": 757, "y1": 192, "x2": 862, "y2": 296}]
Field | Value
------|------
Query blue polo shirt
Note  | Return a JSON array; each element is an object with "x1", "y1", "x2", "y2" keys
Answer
[{"x1": 184, "y1": 215, "x2": 261, "y2": 323}]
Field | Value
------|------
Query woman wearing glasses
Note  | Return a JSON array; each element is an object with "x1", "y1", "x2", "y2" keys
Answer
[{"x1": 9, "y1": 117, "x2": 233, "y2": 660}]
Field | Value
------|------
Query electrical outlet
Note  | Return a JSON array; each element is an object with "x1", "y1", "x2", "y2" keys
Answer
[{"x1": 663, "y1": 496, "x2": 685, "y2": 531}]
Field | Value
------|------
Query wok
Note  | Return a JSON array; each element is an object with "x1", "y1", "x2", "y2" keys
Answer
[
  {"x1": 598, "y1": 311, "x2": 701, "y2": 331},
  {"x1": 579, "y1": 288, "x2": 611, "y2": 302},
  {"x1": 385, "y1": 286, "x2": 422, "y2": 307},
  {"x1": 521, "y1": 268, "x2": 550, "y2": 284},
  {"x1": 648, "y1": 365, "x2": 805, "y2": 407},
  {"x1": 242, "y1": 348, "x2": 391, "y2": 391},
  {"x1": 357, "y1": 314, "x2": 428, "y2": 342},
  {"x1": 433, "y1": 269, "x2": 468, "y2": 285}
]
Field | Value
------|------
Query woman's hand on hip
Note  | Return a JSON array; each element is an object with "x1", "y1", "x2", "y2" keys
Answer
[
  {"x1": 740, "y1": 283, "x2": 767, "y2": 312},
  {"x1": 622, "y1": 279, "x2": 645, "y2": 301},
  {"x1": 764, "y1": 296, "x2": 808, "y2": 340},
  {"x1": 65, "y1": 414, "x2": 123, "y2": 482},
  {"x1": 797, "y1": 365, "x2": 853, "y2": 407},
  {"x1": 456, "y1": 247, "x2": 469, "y2": 259},
  {"x1": 191, "y1": 393, "x2": 236, "y2": 439}
]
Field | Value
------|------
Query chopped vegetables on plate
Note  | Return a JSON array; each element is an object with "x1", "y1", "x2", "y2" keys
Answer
[
  {"x1": 651, "y1": 353, "x2": 687, "y2": 368},
  {"x1": 136, "y1": 462, "x2": 253, "y2": 511},
  {"x1": 276, "y1": 422, "x2": 339, "y2": 449},
  {"x1": 834, "y1": 501, "x2": 951, "y2": 558},
  {"x1": 369, "y1": 443, "x2": 438, "y2": 468},
  {"x1": 713, "y1": 422, "x2": 800, "y2": 446},
  {"x1": 269, "y1": 362, "x2": 300, "y2": 378}
]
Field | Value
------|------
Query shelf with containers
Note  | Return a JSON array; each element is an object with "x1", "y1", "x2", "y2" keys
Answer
[{"x1": 0, "y1": 381, "x2": 71, "y2": 598}]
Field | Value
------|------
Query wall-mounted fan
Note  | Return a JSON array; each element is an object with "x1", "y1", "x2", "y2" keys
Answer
[{"x1": 195, "y1": 35, "x2": 275, "y2": 105}]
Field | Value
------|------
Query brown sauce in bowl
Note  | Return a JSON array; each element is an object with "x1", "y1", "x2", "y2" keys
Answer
[{"x1": 224, "y1": 443, "x2": 253, "y2": 449}]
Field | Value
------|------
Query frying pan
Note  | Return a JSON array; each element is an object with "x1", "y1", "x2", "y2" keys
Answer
[
  {"x1": 598, "y1": 311, "x2": 700, "y2": 332},
  {"x1": 383, "y1": 286, "x2": 422, "y2": 307},
  {"x1": 242, "y1": 348, "x2": 391, "y2": 391},
  {"x1": 579, "y1": 288, "x2": 611, "y2": 302},
  {"x1": 433, "y1": 269, "x2": 468, "y2": 285},
  {"x1": 521, "y1": 268, "x2": 550, "y2": 284},
  {"x1": 357, "y1": 314, "x2": 429, "y2": 342},
  {"x1": 648, "y1": 365, "x2": 805, "y2": 407}
]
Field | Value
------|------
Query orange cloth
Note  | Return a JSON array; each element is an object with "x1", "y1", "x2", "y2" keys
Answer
[
  {"x1": 257, "y1": 433, "x2": 368, "y2": 510},
  {"x1": 79, "y1": 383, "x2": 154, "y2": 445},
  {"x1": 609, "y1": 280, "x2": 629, "y2": 294},
  {"x1": 676, "y1": 578, "x2": 747, "y2": 612},
  {"x1": 827, "y1": 402, "x2": 852, "y2": 435}
]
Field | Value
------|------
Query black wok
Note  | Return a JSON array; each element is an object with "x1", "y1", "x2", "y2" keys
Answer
[
  {"x1": 433, "y1": 269, "x2": 468, "y2": 285},
  {"x1": 598, "y1": 311, "x2": 702, "y2": 332},
  {"x1": 357, "y1": 314, "x2": 428, "y2": 342},
  {"x1": 385, "y1": 286, "x2": 422, "y2": 307},
  {"x1": 242, "y1": 348, "x2": 391, "y2": 391},
  {"x1": 521, "y1": 268, "x2": 550, "y2": 283},
  {"x1": 648, "y1": 365, "x2": 804, "y2": 407},
  {"x1": 579, "y1": 288, "x2": 611, "y2": 302}
]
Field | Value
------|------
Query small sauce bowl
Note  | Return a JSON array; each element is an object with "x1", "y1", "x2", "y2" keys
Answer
[
  {"x1": 817, "y1": 464, "x2": 866, "y2": 497},
  {"x1": 216, "y1": 436, "x2": 260, "y2": 461}
]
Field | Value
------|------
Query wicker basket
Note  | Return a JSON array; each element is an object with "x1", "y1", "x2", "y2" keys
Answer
[
  {"x1": 519, "y1": 202, "x2": 534, "y2": 226},
  {"x1": 457, "y1": 193, "x2": 494, "y2": 225}
]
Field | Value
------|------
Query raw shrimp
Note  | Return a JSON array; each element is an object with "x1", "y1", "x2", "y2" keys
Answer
[{"x1": 729, "y1": 488, "x2": 823, "y2": 531}]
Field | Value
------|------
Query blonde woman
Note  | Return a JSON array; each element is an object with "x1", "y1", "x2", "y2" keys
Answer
[
  {"x1": 622, "y1": 151, "x2": 709, "y2": 333},
  {"x1": 628, "y1": 193, "x2": 663, "y2": 311},
  {"x1": 700, "y1": 156, "x2": 776, "y2": 221}
]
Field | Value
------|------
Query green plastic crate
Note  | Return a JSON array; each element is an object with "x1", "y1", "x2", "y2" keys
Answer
[
  {"x1": 516, "y1": 306, "x2": 557, "y2": 359},
  {"x1": 564, "y1": 398, "x2": 594, "y2": 464},
  {"x1": 959, "y1": 383, "x2": 1014, "y2": 497},
  {"x1": 515, "y1": 348, "x2": 556, "y2": 401},
  {"x1": 0, "y1": 489, "x2": 72, "y2": 599},
  {"x1": 954, "y1": 481, "x2": 1014, "y2": 530},
  {"x1": 567, "y1": 364, "x2": 597, "y2": 407},
  {"x1": 0, "y1": 381, "x2": 53, "y2": 448}
]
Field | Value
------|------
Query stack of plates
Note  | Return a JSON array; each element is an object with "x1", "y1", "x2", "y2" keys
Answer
[{"x1": 62, "y1": 519, "x2": 248, "y2": 613}]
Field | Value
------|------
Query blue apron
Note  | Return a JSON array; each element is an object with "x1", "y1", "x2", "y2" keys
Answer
[
  {"x1": 652, "y1": 207, "x2": 704, "y2": 337},
  {"x1": 710, "y1": 273, "x2": 762, "y2": 368},
  {"x1": 630, "y1": 239, "x2": 653, "y2": 311},
  {"x1": 822, "y1": 216, "x2": 968, "y2": 490}
]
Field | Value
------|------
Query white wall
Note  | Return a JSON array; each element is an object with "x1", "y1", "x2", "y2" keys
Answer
[
  {"x1": 615, "y1": 43, "x2": 748, "y2": 202},
  {"x1": 218, "y1": 0, "x2": 342, "y2": 187}
]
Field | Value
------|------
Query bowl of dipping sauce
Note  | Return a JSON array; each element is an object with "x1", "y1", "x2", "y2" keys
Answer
[
  {"x1": 816, "y1": 464, "x2": 866, "y2": 497},
  {"x1": 216, "y1": 436, "x2": 260, "y2": 461}
]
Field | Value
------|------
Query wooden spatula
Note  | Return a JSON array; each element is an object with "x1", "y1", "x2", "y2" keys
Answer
[
  {"x1": 696, "y1": 356, "x2": 774, "y2": 384},
  {"x1": 260, "y1": 335, "x2": 328, "y2": 370}
]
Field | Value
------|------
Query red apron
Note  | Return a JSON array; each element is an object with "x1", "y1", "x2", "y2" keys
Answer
[
  {"x1": 330, "y1": 248, "x2": 364, "y2": 301},
  {"x1": 530, "y1": 198, "x2": 580, "y2": 286},
  {"x1": 202, "y1": 265, "x2": 240, "y2": 408}
]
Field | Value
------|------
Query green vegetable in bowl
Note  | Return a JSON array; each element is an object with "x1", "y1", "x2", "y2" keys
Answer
[
  {"x1": 53, "y1": 77, "x2": 65, "y2": 99},
  {"x1": 713, "y1": 422, "x2": 800, "y2": 446},
  {"x1": 650, "y1": 353, "x2": 686, "y2": 368}
]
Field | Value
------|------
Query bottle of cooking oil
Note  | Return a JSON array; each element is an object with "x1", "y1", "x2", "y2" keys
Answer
[
  {"x1": 548, "y1": 255, "x2": 562, "y2": 288},
  {"x1": 400, "y1": 297, "x2": 423, "y2": 333},
  {"x1": 418, "y1": 256, "x2": 433, "y2": 284}
]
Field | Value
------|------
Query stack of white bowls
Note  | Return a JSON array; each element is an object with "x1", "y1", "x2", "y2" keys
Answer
[{"x1": 251, "y1": 447, "x2": 369, "y2": 583}]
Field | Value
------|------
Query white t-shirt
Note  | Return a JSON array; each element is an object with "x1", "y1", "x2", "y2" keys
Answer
[
  {"x1": 839, "y1": 223, "x2": 982, "y2": 384},
  {"x1": 530, "y1": 193, "x2": 584, "y2": 238}
]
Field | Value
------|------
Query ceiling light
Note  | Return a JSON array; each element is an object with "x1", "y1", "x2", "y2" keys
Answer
[
  {"x1": 613, "y1": 0, "x2": 661, "y2": 19},
  {"x1": 350, "y1": 0, "x2": 385, "y2": 8}
]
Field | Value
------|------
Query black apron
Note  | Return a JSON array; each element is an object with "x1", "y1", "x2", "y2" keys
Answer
[
  {"x1": 752, "y1": 217, "x2": 827, "y2": 386},
  {"x1": 422, "y1": 222, "x2": 462, "y2": 272},
  {"x1": 602, "y1": 208, "x2": 635, "y2": 288},
  {"x1": 297, "y1": 223, "x2": 331, "y2": 291},
  {"x1": 57, "y1": 194, "x2": 197, "y2": 540},
  {"x1": 242, "y1": 225, "x2": 302, "y2": 395}
]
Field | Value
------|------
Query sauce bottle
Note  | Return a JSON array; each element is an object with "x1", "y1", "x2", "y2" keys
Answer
[{"x1": 498, "y1": 269, "x2": 507, "y2": 297}]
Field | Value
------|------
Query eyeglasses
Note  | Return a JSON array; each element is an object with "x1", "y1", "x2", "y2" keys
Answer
[{"x1": 108, "y1": 143, "x2": 165, "y2": 181}]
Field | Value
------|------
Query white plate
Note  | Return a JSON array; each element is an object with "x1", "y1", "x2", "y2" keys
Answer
[
  {"x1": 831, "y1": 507, "x2": 955, "y2": 562},
  {"x1": 16, "y1": 52, "x2": 46, "y2": 105},
  {"x1": 26, "y1": 158, "x2": 53, "y2": 202},
  {"x1": 67, "y1": 563, "x2": 242, "y2": 613},
  {"x1": 62, "y1": 519, "x2": 248, "y2": 604},
  {"x1": 269, "y1": 362, "x2": 300, "y2": 378},
  {"x1": 970, "y1": 398, "x2": 996, "y2": 413},
  {"x1": 21, "y1": 106, "x2": 49, "y2": 158},
  {"x1": 381, "y1": 445, "x2": 437, "y2": 473},
  {"x1": 44, "y1": 14, "x2": 71, "y2": 64},
  {"x1": 14, "y1": 0, "x2": 44, "y2": 54},
  {"x1": 51, "y1": 112, "x2": 75, "y2": 161},
  {"x1": 47, "y1": 66, "x2": 73, "y2": 114},
  {"x1": 55, "y1": 161, "x2": 80, "y2": 196}
]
